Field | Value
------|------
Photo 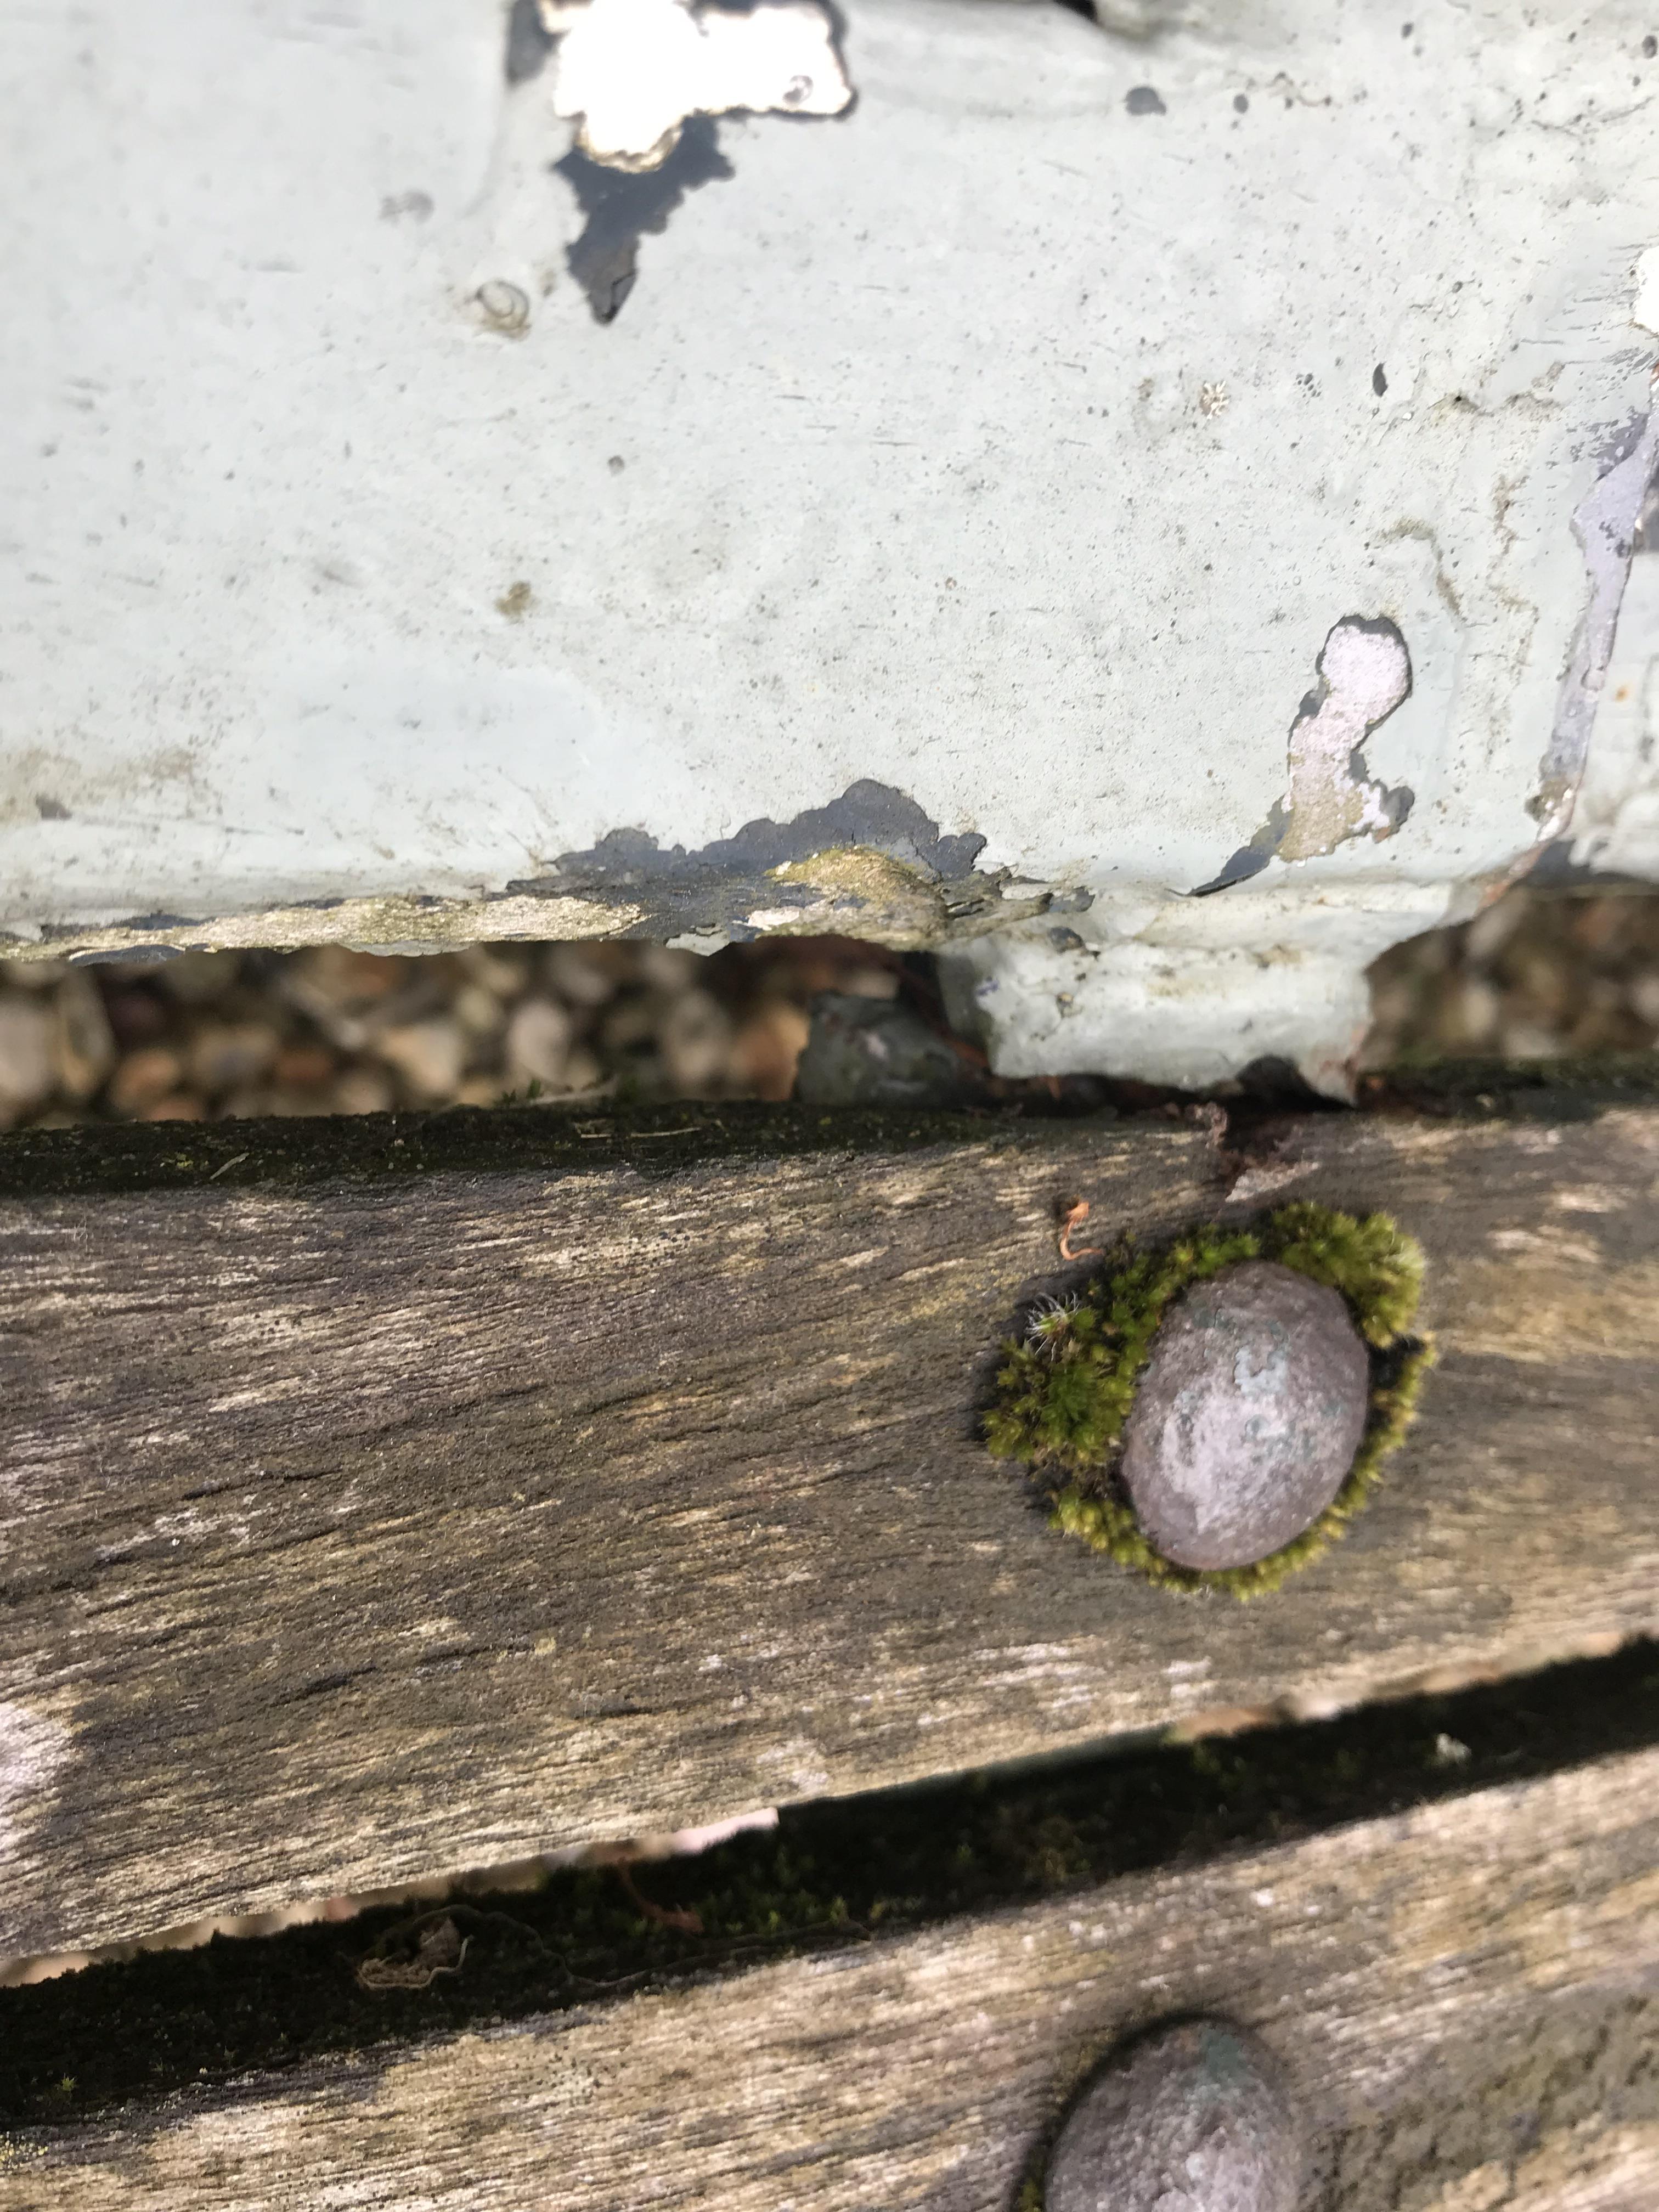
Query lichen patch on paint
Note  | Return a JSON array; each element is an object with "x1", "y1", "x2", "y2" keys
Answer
[
  {"x1": 545, "y1": 0, "x2": 852, "y2": 172},
  {"x1": 749, "y1": 845, "x2": 1049, "y2": 947}
]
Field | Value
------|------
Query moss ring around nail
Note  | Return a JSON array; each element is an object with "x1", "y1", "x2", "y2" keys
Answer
[{"x1": 983, "y1": 1202, "x2": 1433, "y2": 1598}]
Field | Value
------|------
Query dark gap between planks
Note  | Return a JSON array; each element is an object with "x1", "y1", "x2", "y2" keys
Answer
[
  {"x1": 7, "y1": 1053, "x2": 1659, "y2": 1199},
  {"x1": 3, "y1": 1639, "x2": 1657, "y2": 2129}
]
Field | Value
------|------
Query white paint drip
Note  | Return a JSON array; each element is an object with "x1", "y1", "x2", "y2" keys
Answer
[{"x1": 546, "y1": 0, "x2": 853, "y2": 170}]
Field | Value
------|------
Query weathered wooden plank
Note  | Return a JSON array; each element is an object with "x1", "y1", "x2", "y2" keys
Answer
[
  {"x1": 4, "y1": 1746, "x2": 1656, "y2": 2209},
  {"x1": 5, "y1": 1094, "x2": 1659, "y2": 1961}
]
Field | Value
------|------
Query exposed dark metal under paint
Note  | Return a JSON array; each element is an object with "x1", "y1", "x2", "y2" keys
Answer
[
  {"x1": 556, "y1": 117, "x2": 736, "y2": 323},
  {"x1": 504, "y1": 0, "x2": 556, "y2": 84},
  {"x1": 1189, "y1": 799, "x2": 1290, "y2": 898}
]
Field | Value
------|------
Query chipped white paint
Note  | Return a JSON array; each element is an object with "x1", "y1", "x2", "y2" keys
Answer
[
  {"x1": 6, "y1": 0, "x2": 1659, "y2": 1087},
  {"x1": 549, "y1": 0, "x2": 851, "y2": 168},
  {"x1": 1278, "y1": 618, "x2": 1413, "y2": 863},
  {"x1": 941, "y1": 879, "x2": 1444, "y2": 1097}
]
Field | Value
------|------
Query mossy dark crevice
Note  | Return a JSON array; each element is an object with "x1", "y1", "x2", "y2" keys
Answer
[
  {"x1": 984, "y1": 1204, "x2": 1430, "y2": 1596},
  {"x1": 6, "y1": 1051, "x2": 1659, "y2": 1198},
  {"x1": 0, "y1": 1099, "x2": 1112, "y2": 1199},
  {"x1": 1355, "y1": 1047, "x2": 1659, "y2": 1118},
  {"x1": 2, "y1": 1639, "x2": 1656, "y2": 2132}
]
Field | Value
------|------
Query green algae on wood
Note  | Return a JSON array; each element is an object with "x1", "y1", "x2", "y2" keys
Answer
[{"x1": 983, "y1": 1203, "x2": 1432, "y2": 1598}]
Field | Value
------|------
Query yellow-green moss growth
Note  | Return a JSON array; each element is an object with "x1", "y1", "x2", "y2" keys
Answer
[{"x1": 984, "y1": 1203, "x2": 1432, "y2": 1599}]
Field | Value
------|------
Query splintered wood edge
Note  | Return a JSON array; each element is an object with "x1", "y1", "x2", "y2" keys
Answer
[
  {"x1": 4, "y1": 1102, "x2": 1659, "y2": 1957},
  {"x1": 3, "y1": 1749, "x2": 1656, "y2": 2210}
]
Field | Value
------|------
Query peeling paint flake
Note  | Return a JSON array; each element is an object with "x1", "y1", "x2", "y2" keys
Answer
[
  {"x1": 546, "y1": 0, "x2": 852, "y2": 171},
  {"x1": 1534, "y1": 411, "x2": 1659, "y2": 836},
  {"x1": 1277, "y1": 618, "x2": 1414, "y2": 862},
  {"x1": 1193, "y1": 618, "x2": 1413, "y2": 893}
]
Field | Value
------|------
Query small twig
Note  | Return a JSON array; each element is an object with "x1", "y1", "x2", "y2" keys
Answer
[
  {"x1": 1058, "y1": 1197, "x2": 1104, "y2": 1262},
  {"x1": 205, "y1": 1150, "x2": 249, "y2": 1183},
  {"x1": 614, "y1": 1863, "x2": 703, "y2": 1936}
]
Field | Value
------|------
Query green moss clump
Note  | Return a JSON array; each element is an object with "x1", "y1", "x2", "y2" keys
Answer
[{"x1": 984, "y1": 1202, "x2": 1432, "y2": 1599}]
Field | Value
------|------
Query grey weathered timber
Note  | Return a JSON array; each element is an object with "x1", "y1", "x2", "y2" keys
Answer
[
  {"x1": 3, "y1": 1746, "x2": 1656, "y2": 2210},
  {"x1": 5, "y1": 1093, "x2": 1659, "y2": 1960}
]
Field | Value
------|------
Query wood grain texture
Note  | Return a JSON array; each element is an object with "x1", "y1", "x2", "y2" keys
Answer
[
  {"x1": 4, "y1": 1749, "x2": 1656, "y2": 2209},
  {"x1": 5, "y1": 1100, "x2": 1659, "y2": 1958}
]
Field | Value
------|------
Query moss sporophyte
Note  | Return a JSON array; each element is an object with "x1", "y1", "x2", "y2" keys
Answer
[{"x1": 983, "y1": 1203, "x2": 1432, "y2": 1598}]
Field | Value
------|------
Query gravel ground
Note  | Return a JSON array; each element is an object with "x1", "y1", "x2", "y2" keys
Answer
[
  {"x1": 1358, "y1": 887, "x2": 1659, "y2": 1068},
  {"x1": 0, "y1": 889, "x2": 1654, "y2": 1130},
  {"x1": 0, "y1": 936, "x2": 903, "y2": 1131}
]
